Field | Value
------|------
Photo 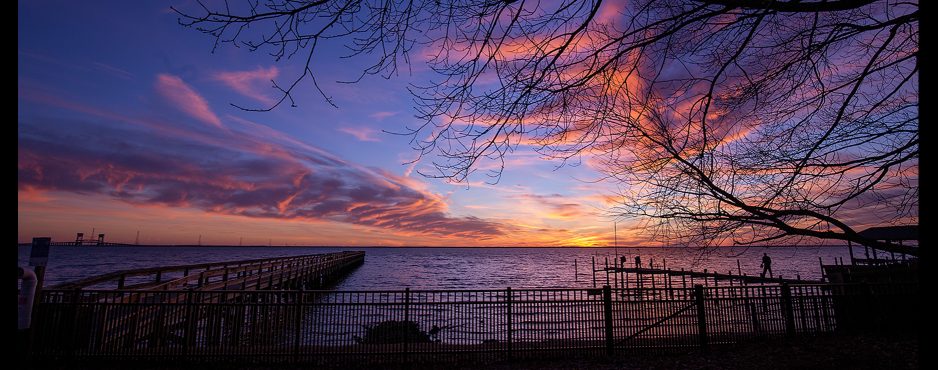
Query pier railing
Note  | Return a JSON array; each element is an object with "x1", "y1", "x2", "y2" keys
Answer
[
  {"x1": 51, "y1": 251, "x2": 365, "y2": 291},
  {"x1": 29, "y1": 282, "x2": 918, "y2": 366}
]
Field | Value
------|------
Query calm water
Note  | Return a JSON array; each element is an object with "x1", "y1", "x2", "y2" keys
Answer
[{"x1": 17, "y1": 245, "x2": 852, "y2": 289}]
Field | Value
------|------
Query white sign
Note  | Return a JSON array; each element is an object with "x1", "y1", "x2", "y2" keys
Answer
[{"x1": 29, "y1": 237, "x2": 51, "y2": 267}]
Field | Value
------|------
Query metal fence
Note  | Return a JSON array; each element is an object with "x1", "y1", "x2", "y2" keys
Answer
[{"x1": 29, "y1": 283, "x2": 919, "y2": 366}]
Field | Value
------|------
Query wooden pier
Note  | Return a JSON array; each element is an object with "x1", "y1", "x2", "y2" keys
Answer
[
  {"x1": 51, "y1": 251, "x2": 365, "y2": 292},
  {"x1": 602, "y1": 266, "x2": 817, "y2": 285},
  {"x1": 589, "y1": 255, "x2": 823, "y2": 294},
  {"x1": 34, "y1": 252, "x2": 365, "y2": 353}
]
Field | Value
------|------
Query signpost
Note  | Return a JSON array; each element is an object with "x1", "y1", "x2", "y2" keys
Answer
[{"x1": 28, "y1": 237, "x2": 51, "y2": 326}]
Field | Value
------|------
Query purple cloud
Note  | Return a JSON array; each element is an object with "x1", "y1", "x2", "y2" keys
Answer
[{"x1": 18, "y1": 87, "x2": 507, "y2": 240}]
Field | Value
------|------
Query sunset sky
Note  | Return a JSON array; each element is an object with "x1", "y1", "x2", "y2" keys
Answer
[
  {"x1": 18, "y1": 0, "x2": 636, "y2": 246},
  {"x1": 18, "y1": 1, "x2": 913, "y2": 247}
]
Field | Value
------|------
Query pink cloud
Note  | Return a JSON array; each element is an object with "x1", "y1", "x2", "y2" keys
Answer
[
  {"x1": 212, "y1": 66, "x2": 279, "y2": 105},
  {"x1": 338, "y1": 126, "x2": 382, "y2": 142},
  {"x1": 595, "y1": 0, "x2": 626, "y2": 26},
  {"x1": 403, "y1": 160, "x2": 418, "y2": 177},
  {"x1": 155, "y1": 74, "x2": 223, "y2": 128},
  {"x1": 515, "y1": 193, "x2": 593, "y2": 219},
  {"x1": 18, "y1": 109, "x2": 508, "y2": 239},
  {"x1": 369, "y1": 111, "x2": 398, "y2": 120}
]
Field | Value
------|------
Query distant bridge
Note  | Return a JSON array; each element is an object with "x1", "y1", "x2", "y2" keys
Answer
[{"x1": 48, "y1": 241, "x2": 131, "y2": 247}]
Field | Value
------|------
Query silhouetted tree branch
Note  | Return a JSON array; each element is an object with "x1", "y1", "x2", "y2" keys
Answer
[{"x1": 175, "y1": 0, "x2": 918, "y2": 254}]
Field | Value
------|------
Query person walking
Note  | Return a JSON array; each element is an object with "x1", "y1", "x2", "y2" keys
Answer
[{"x1": 760, "y1": 253, "x2": 773, "y2": 278}]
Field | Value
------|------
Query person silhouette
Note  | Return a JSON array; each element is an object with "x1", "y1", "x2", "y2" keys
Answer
[
  {"x1": 634, "y1": 255, "x2": 641, "y2": 268},
  {"x1": 760, "y1": 253, "x2": 773, "y2": 278}
]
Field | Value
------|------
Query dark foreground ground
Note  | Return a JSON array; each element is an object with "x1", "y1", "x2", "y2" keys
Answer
[
  {"x1": 24, "y1": 335, "x2": 919, "y2": 370},
  {"x1": 482, "y1": 335, "x2": 919, "y2": 370}
]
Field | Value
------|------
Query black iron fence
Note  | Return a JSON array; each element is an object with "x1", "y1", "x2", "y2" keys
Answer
[{"x1": 29, "y1": 283, "x2": 918, "y2": 365}]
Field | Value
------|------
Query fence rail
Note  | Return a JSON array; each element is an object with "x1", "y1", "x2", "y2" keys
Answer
[{"x1": 29, "y1": 282, "x2": 918, "y2": 366}]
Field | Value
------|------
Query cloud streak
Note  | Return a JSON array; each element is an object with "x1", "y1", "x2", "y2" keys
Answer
[
  {"x1": 18, "y1": 82, "x2": 509, "y2": 240},
  {"x1": 369, "y1": 111, "x2": 398, "y2": 120},
  {"x1": 155, "y1": 74, "x2": 223, "y2": 128},
  {"x1": 515, "y1": 193, "x2": 593, "y2": 219},
  {"x1": 338, "y1": 126, "x2": 382, "y2": 142},
  {"x1": 213, "y1": 66, "x2": 279, "y2": 105},
  {"x1": 93, "y1": 62, "x2": 134, "y2": 80}
]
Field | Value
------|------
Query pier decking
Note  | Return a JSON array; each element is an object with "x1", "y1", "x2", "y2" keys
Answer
[
  {"x1": 587, "y1": 255, "x2": 824, "y2": 296},
  {"x1": 51, "y1": 251, "x2": 365, "y2": 292},
  {"x1": 601, "y1": 266, "x2": 818, "y2": 285},
  {"x1": 29, "y1": 252, "x2": 365, "y2": 356}
]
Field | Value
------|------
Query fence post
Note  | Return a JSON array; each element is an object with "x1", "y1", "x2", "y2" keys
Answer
[
  {"x1": 404, "y1": 287, "x2": 411, "y2": 364},
  {"x1": 68, "y1": 289, "x2": 82, "y2": 361},
  {"x1": 293, "y1": 290, "x2": 303, "y2": 363},
  {"x1": 184, "y1": 289, "x2": 195, "y2": 356},
  {"x1": 781, "y1": 283, "x2": 795, "y2": 337},
  {"x1": 603, "y1": 285, "x2": 613, "y2": 357},
  {"x1": 859, "y1": 282, "x2": 875, "y2": 332},
  {"x1": 694, "y1": 285, "x2": 708, "y2": 351},
  {"x1": 592, "y1": 257, "x2": 597, "y2": 288},
  {"x1": 506, "y1": 287, "x2": 513, "y2": 360}
]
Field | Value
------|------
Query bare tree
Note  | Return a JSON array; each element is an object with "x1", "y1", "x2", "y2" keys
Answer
[{"x1": 175, "y1": 0, "x2": 918, "y2": 254}]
